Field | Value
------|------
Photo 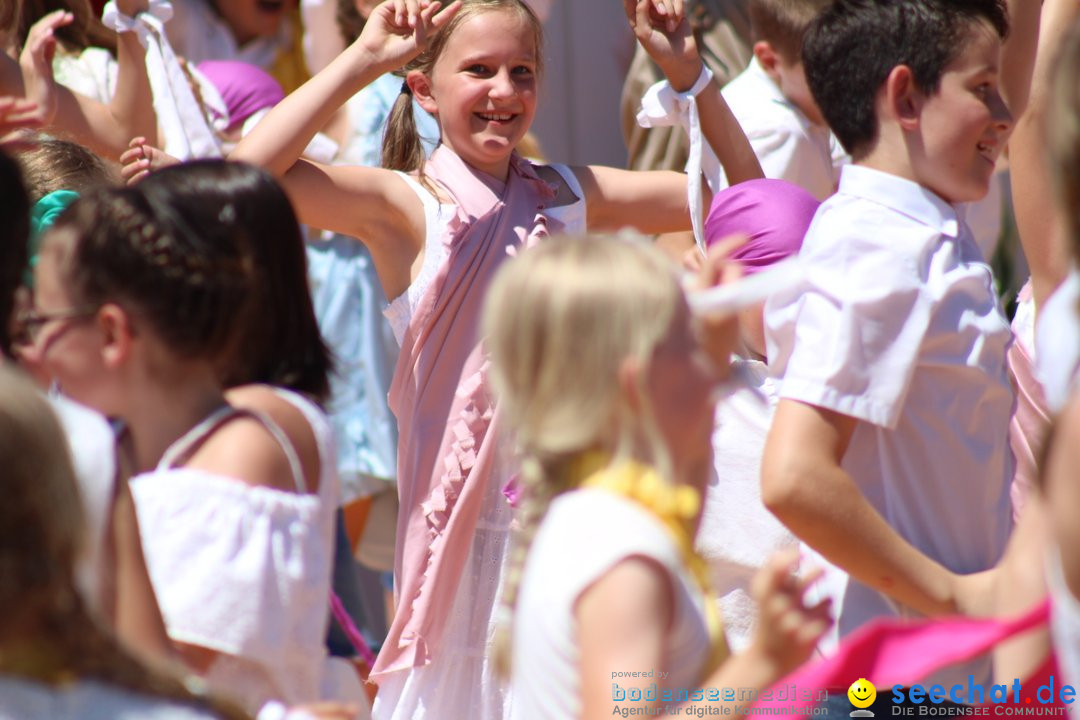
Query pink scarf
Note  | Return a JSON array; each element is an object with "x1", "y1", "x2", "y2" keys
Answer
[
  {"x1": 753, "y1": 600, "x2": 1063, "y2": 716},
  {"x1": 372, "y1": 146, "x2": 557, "y2": 679}
]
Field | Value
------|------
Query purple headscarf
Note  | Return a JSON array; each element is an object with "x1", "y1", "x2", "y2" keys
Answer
[
  {"x1": 197, "y1": 60, "x2": 286, "y2": 132},
  {"x1": 705, "y1": 178, "x2": 821, "y2": 273}
]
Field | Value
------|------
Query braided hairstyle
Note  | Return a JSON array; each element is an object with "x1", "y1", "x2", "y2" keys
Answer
[
  {"x1": 0, "y1": 363, "x2": 248, "y2": 719},
  {"x1": 45, "y1": 183, "x2": 253, "y2": 365},
  {"x1": 135, "y1": 161, "x2": 332, "y2": 403},
  {"x1": 380, "y1": 0, "x2": 543, "y2": 174},
  {"x1": 482, "y1": 234, "x2": 685, "y2": 675}
]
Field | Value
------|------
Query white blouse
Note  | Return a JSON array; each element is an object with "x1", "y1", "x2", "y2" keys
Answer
[{"x1": 130, "y1": 390, "x2": 352, "y2": 714}]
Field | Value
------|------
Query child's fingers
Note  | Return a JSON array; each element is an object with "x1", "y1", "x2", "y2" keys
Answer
[
  {"x1": 0, "y1": 97, "x2": 37, "y2": 113},
  {"x1": 121, "y1": 164, "x2": 150, "y2": 185},
  {"x1": 634, "y1": 0, "x2": 655, "y2": 40},
  {"x1": 391, "y1": 0, "x2": 406, "y2": 28},
  {"x1": 792, "y1": 563, "x2": 825, "y2": 597},
  {"x1": 751, "y1": 547, "x2": 801, "y2": 601},
  {"x1": 35, "y1": 9, "x2": 75, "y2": 31},
  {"x1": 404, "y1": 0, "x2": 421, "y2": 27},
  {"x1": 428, "y1": 0, "x2": 461, "y2": 29},
  {"x1": 119, "y1": 146, "x2": 143, "y2": 166},
  {"x1": 705, "y1": 232, "x2": 749, "y2": 262}
]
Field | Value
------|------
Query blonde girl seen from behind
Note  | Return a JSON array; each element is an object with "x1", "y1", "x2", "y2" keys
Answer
[{"x1": 485, "y1": 235, "x2": 832, "y2": 720}]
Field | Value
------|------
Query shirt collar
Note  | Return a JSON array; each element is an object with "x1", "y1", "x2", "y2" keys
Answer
[
  {"x1": 747, "y1": 57, "x2": 818, "y2": 133},
  {"x1": 837, "y1": 165, "x2": 961, "y2": 238}
]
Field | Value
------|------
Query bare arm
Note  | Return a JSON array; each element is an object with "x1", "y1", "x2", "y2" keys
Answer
[
  {"x1": 579, "y1": 0, "x2": 761, "y2": 236},
  {"x1": 230, "y1": 0, "x2": 459, "y2": 294},
  {"x1": 110, "y1": 478, "x2": 177, "y2": 666},
  {"x1": 761, "y1": 399, "x2": 970, "y2": 617},
  {"x1": 1009, "y1": 0, "x2": 1079, "y2": 308},
  {"x1": 578, "y1": 549, "x2": 828, "y2": 720},
  {"x1": 14, "y1": 8, "x2": 156, "y2": 158},
  {"x1": 17, "y1": 2, "x2": 156, "y2": 159},
  {"x1": 231, "y1": 0, "x2": 458, "y2": 178},
  {"x1": 998, "y1": 0, "x2": 1040, "y2": 121},
  {"x1": 577, "y1": 166, "x2": 699, "y2": 234}
]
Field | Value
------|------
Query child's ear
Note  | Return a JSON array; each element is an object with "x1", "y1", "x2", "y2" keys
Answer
[
  {"x1": 408, "y1": 70, "x2": 438, "y2": 115},
  {"x1": 618, "y1": 356, "x2": 643, "y2": 413},
  {"x1": 753, "y1": 41, "x2": 781, "y2": 81},
  {"x1": 884, "y1": 64, "x2": 923, "y2": 130},
  {"x1": 97, "y1": 303, "x2": 135, "y2": 370}
]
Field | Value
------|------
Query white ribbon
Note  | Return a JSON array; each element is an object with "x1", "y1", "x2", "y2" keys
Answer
[
  {"x1": 102, "y1": 0, "x2": 222, "y2": 159},
  {"x1": 636, "y1": 64, "x2": 715, "y2": 256}
]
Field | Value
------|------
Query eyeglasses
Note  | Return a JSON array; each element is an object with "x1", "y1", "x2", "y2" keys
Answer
[{"x1": 15, "y1": 305, "x2": 99, "y2": 345}]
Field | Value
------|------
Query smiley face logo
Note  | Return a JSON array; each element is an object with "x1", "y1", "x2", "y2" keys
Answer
[{"x1": 848, "y1": 678, "x2": 877, "y2": 709}]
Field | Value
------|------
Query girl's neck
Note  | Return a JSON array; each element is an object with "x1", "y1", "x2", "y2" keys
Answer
[
  {"x1": 120, "y1": 366, "x2": 228, "y2": 474},
  {"x1": 439, "y1": 143, "x2": 513, "y2": 188}
]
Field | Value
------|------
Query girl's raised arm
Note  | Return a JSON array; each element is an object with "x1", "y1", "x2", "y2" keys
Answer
[
  {"x1": 579, "y1": 0, "x2": 762, "y2": 236},
  {"x1": 1009, "y1": 0, "x2": 1078, "y2": 309},
  {"x1": 15, "y1": 2, "x2": 157, "y2": 160},
  {"x1": 231, "y1": 0, "x2": 459, "y2": 244}
]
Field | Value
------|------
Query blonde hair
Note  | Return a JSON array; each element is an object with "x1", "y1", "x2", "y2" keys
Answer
[
  {"x1": 483, "y1": 234, "x2": 684, "y2": 674},
  {"x1": 381, "y1": 0, "x2": 543, "y2": 174},
  {"x1": 1049, "y1": 17, "x2": 1080, "y2": 261},
  {"x1": 0, "y1": 365, "x2": 248, "y2": 719},
  {"x1": 749, "y1": 0, "x2": 831, "y2": 59}
]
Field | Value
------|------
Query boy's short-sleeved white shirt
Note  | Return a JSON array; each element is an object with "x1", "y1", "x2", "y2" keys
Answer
[
  {"x1": 765, "y1": 164, "x2": 1014, "y2": 649},
  {"x1": 714, "y1": 58, "x2": 848, "y2": 200}
]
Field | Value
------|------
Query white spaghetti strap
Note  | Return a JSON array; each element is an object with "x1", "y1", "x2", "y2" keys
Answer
[
  {"x1": 157, "y1": 404, "x2": 242, "y2": 471},
  {"x1": 244, "y1": 408, "x2": 308, "y2": 495},
  {"x1": 156, "y1": 404, "x2": 308, "y2": 493}
]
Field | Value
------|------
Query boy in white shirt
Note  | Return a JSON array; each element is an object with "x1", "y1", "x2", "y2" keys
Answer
[
  {"x1": 761, "y1": 0, "x2": 1014, "y2": 683},
  {"x1": 721, "y1": 0, "x2": 845, "y2": 199}
]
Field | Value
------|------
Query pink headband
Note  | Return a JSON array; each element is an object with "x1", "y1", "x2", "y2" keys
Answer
[
  {"x1": 705, "y1": 179, "x2": 820, "y2": 274},
  {"x1": 197, "y1": 60, "x2": 286, "y2": 132}
]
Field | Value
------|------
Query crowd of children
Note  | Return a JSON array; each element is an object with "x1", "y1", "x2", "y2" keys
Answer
[{"x1": 1, "y1": 0, "x2": 1080, "y2": 718}]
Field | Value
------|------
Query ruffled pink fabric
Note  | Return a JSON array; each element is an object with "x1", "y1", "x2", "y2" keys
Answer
[{"x1": 372, "y1": 146, "x2": 557, "y2": 680}]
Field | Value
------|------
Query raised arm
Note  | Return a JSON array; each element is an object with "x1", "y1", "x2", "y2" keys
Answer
[
  {"x1": 761, "y1": 399, "x2": 985, "y2": 618},
  {"x1": 581, "y1": 0, "x2": 761, "y2": 235},
  {"x1": 230, "y1": 0, "x2": 459, "y2": 280},
  {"x1": 17, "y1": 2, "x2": 156, "y2": 159},
  {"x1": 1009, "y1": 0, "x2": 1078, "y2": 308}
]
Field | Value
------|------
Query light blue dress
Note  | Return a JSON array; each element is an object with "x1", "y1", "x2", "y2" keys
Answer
[{"x1": 305, "y1": 72, "x2": 440, "y2": 500}]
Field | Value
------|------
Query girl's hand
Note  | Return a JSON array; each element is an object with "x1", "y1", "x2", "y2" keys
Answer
[
  {"x1": 19, "y1": 10, "x2": 73, "y2": 128},
  {"x1": 623, "y1": 0, "x2": 702, "y2": 92},
  {"x1": 354, "y1": 0, "x2": 462, "y2": 74},
  {"x1": 747, "y1": 548, "x2": 833, "y2": 677},
  {"x1": 689, "y1": 235, "x2": 744, "y2": 383},
  {"x1": 0, "y1": 96, "x2": 43, "y2": 141},
  {"x1": 119, "y1": 136, "x2": 180, "y2": 185}
]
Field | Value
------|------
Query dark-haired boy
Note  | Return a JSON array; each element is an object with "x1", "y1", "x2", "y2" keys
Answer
[{"x1": 761, "y1": 0, "x2": 1014, "y2": 683}]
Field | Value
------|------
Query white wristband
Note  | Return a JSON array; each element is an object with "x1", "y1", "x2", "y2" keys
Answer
[{"x1": 675, "y1": 63, "x2": 713, "y2": 100}]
